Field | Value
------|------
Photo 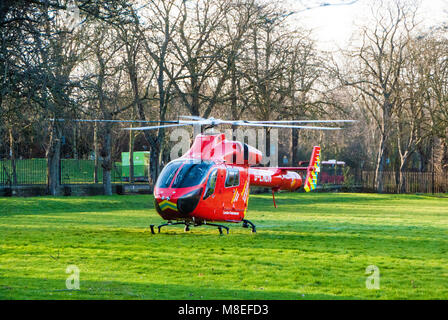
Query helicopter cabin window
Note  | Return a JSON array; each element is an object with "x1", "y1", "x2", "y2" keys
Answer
[
  {"x1": 171, "y1": 161, "x2": 214, "y2": 188},
  {"x1": 225, "y1": 168, "x2": 240, "y2": 187},
  {"x1": 203, "y1": 169, "x2": 218, "y2": 200}
]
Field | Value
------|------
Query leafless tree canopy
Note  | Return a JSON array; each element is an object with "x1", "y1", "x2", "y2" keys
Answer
[{"x1": 0, "y1": 0, "x2": 447, "y2": 194}]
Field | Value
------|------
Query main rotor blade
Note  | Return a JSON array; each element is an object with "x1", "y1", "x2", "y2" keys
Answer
[
  {"x1": 247, "y1": 120, "x2": 357, "y2": 124},
  {"x1": 123, "y1": 119, "x2": 344, "y2": 131},
  {"x1": 48, "y1": 119, "x2": 178, "y2": 124},
  {"x1": 179, "y1": 115, "x2": 206, "y2": 121},
  {"x1": 123, "y1": 123, "x2": 193, "y2": 131},
  {"x1": 220, "y1": 121, "x2": 341, "y2": 130}
]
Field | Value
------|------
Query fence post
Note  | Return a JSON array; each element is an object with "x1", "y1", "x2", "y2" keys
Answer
[
  {"x1": 432, "y1": 137, "x2": 435, "y2": 194},
  {"x1": 94, "y1": 122, "x2": 99, "y2": 184},
  {"x1": 59, "y1": 158, "x2": 62, "y2": 186},
  {"x1": 0, "y1": 159, "x2": 3, "y2": 186}
]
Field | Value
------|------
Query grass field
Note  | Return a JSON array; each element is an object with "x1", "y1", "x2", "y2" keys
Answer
[{"x1": 0, "y1": 192, "x2": 447, "y2": 300}]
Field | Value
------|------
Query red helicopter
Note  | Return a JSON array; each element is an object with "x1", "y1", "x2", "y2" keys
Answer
[{"x1": 127, "y1": 116, "x2": 354, "y2": 234}]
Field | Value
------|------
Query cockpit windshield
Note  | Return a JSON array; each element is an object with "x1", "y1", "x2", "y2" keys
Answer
[
  {"x1": 156, "y1": 161, "x2": 183, "y2": 188},
  {"x1": 155, "y1": 160, "x2": 214, "y2": 189},
  {"x1": 172, "y1": 161, "x2": 213, "y2": 188}
]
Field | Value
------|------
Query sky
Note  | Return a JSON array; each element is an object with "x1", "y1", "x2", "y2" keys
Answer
[{"x1": 280, "y1": 0, "x2": 448, "y2": 51}]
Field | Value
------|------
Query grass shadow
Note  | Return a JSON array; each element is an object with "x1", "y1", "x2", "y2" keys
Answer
[{"x1": 0, "y1": 276, "x2": 361, "y2": 300}]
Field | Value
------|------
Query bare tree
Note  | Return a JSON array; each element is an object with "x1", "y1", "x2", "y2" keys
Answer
[
  {"x1": 425, "y1": 34, "x2": 448, "y2": 173},
  {"x1": 342, "y1": 1, "x2": 418, "y2": 192},
  {"x1": 86, "y1": 23, "x2": 125, "y2": 195},
  {"x1": 169, "y1": 0, "x2": 235, "y2": 117},
  {"x1": 284, "y1": 35, "x2": 323, "y2": 165},
  {"x1": 395, "y1": 37, "x2": 430, "y2": 191},
  {"x1": 134, "y1": 0, "x2": 183, "y2": 185}
]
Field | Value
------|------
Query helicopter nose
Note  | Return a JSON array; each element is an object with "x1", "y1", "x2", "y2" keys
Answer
[
  {"x1": 154, "y1": 194, "x2": 178, "y2": 215},
  {"x1": 154, "y1": 188, "x2": 202, "y2": 216},
  {"x1": 154, "y1": 190, "x2": 176, "y2": 202}
]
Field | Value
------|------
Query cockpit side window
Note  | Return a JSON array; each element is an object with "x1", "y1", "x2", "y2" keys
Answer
[
  {"x1": 225, "y1": 170, "x2": 234, "y2": 187},
  {"x1": 225, "y1": 168, "x2": 240, "y2": 187},
  {"x1": 203, "y1": 169, "x2": 218, "y2": 200},
  {"x1": 233, "y1": 169, "x2": 240, "y2": 187}
]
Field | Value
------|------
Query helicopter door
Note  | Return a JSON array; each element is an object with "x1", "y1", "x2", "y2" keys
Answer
[
  {"x1": 201, "y1": 168, "x2": 219, "y2": 216},
  {"x1": 203, "y1": 169, "x2": 218, "y2": 200}
]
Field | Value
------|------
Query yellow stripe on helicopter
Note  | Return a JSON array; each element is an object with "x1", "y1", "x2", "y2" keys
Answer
[{"x1": 159, "y1": 200, "x2": 177, "y2": 211}]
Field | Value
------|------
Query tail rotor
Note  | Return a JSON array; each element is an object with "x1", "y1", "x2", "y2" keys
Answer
[{"x1": 304, "y1": 146, "x2": 321, "y2": 192}]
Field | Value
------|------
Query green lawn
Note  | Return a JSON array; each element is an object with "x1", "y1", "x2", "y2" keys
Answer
[{"x1": 0, "y1": 193, "x2": 447, "y2": 300}]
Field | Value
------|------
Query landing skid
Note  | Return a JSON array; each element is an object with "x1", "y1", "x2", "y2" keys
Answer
[
  {"x1": 150, "y1": 221, "x2": 186, "y2": 234},
  {"x1": 202, "y1": 222, "x2": 230, "y2": 235},
  {"x1": 150, "y1": 221, "x2": 229, "y2": 235},
  {"x1": 150, "y1": 219, "x2": 257, "y2": 234},
  {"x1": 242, "y1": 219, "x2": 257, "y2": 233}
]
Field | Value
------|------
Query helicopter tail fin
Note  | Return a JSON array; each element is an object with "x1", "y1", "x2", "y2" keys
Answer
[{"x1": 304, "y1": 146, "x2": 321, "y2": 192}]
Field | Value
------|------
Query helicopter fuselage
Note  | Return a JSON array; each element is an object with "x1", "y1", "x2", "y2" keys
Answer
[{"x1": 153, "y1": 133, "x2": 304, "y2": 224}]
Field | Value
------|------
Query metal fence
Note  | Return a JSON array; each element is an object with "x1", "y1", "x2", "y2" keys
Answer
[
  {"x1": 1, "y1": 159, "x2": 447, "y2": 194},
  {"x1": 360, "y1": 171, "x2": 448, "y2": 194},
  {"x1": 0, "y1": 159, "x2": 47, "y2": 185},
  {"x1": 0, "y1": 159, "x2": 148, "y2": 186},
  {"x1": 60, "y1": 159, "x2": 126, "y2": 184}
]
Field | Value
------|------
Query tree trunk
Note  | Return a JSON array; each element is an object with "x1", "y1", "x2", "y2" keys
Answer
[
  {"x1": 433, "y1": 136, "x2": 444, "y2": 175},
  {"x1": 129, "y1": 128, "x2": 134, "y2": 184},
  {"x1": 191, "y1": 81, "x2": 200, "y2": 117},
  {"x1": 149, "y1": 147, "x2": 160, "y2": 191},
  {"x1": 101, "y1": 122, "x2": 112, "y2": 196},
  {"x1": 375, "y1": 133, "x2": 387, "y2": 193},
  {"x1": 9, "y1": 127, "x2": 17, "y2": 185},
  {"x1": 399, "y1": 158, "x2": 408, "y2": 193},
  {"x1": 443, "y1": 130, "x2": 448, "y2": 173},
  {"x1": 375, "y1": 103, "x2": 392, "y2": 193},
  {"x1": 291, "y1": 128, "x2": 299, "y2": 166},
  {"x1": 416, "y1": 145, "x2": 429, "y2": 172},
  {"x1": 73, "y1": 124, "x2": 78, "y2": 159},
  {"x1": 46, "y1": 124, "x2": 62, "y2": 195}
]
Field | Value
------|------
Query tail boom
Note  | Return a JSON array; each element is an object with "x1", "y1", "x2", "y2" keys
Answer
[
  {"x1": 248, "y1": 168, "x2": 302, "y2": 191},
  {"x1": 248, "y1": 146, "x2": 321, "y2": 193}
]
